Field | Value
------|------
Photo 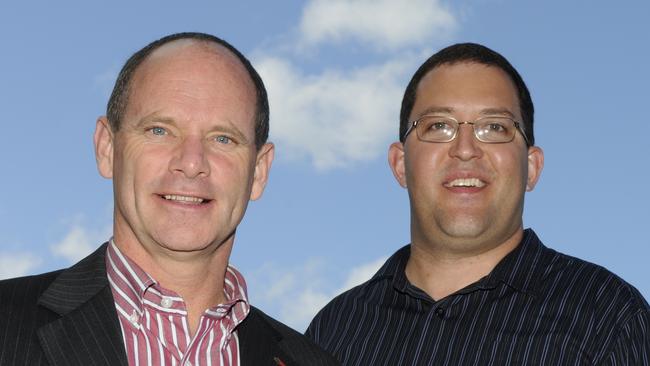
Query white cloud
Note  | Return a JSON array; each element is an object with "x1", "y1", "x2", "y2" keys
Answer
[
  {"x1": 283, "y1": 288, "x2": 333, "y2": 327},
  {"x1": 0, "y1": 217, "x2": 112, "y2": 279},
  {"x1": 0, "y1": 252, "x2": 42, "y2": 280},
  {"x1": 256, "y1": 56, "x2": 412, "y2": 169},
  {"x1": 50, "y1": 223, "x2": 110, "y2": 263},
  {"x1": 337, "y1": 256, "x2": 388, "y2": 293},
  {"x1": 299, "y1": 0, "x2": 456, "y2": 50},
  {"x1": 251, "y1": 256, "x2": 387, "y2": 330},
  {"x1": 252, "y1": 0, "x2": 458, "y2": 169}
]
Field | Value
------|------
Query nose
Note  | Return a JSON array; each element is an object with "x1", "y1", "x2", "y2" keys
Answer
[
  {"x1": 169, "y1": 136, "x2": 210, "y2": 178},
  {"x1": 448, "y1": 123, "x2": 483, "y2": 161}
]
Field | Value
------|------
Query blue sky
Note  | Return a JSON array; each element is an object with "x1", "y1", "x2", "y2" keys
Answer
[{"x1": 1, "y1": 0, "x2": 648, "y2": 331}]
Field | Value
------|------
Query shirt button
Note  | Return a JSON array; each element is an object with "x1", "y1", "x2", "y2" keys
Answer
[
  {"x1": 161, "y1": 297, "x2": 173, "y2": 308},
  {"x1": 129, "y1": 311, "x2": 139, "y2": 327},
  {"x1": 435, "y1": 307, "x2": 445, "y2": 318},
  {"x1": 184, "y1": 361, "x2": 192, "y2": 366}
]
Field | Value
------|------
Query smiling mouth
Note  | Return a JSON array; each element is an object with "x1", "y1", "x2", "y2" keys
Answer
[
  {"x1": 161, "y1": 194, "x2": 210, "y2": 204},
  {"x1": 444, "y1": 178, "x2": 486, "y2": 188}
]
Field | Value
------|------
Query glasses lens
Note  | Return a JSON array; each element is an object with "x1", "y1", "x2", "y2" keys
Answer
[
  {"x1": 416, "y1": 116, "x2": 456, "y2": 142},
  {"x1": 474, "y1": 117, "x2": 516, "y2": 143}
]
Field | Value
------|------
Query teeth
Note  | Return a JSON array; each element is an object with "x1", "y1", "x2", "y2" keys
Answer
[
  {"x1": 163, "y1": 194, "x2": 205, "y2": 203},
  {"x1": 447, "y1": 178, "x2": 486, "y2": 188}
]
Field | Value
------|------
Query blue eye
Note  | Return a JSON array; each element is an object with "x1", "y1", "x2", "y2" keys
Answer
[
  {"x1": 150, "y1": 127, "x2": 167, "y2": 136},
  {"x1": 215, "y1": 135, "x2": 231, "y2": 144}
]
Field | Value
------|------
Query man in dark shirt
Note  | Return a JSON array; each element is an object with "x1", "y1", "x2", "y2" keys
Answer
[{"x1": 306, "y1": 43, "x2": 650, "y2": 365}]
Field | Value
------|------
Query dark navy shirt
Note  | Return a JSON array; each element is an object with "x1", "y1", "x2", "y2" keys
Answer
[{"x1": 306, "y1": 229, "x2": 650, "y2": 365}]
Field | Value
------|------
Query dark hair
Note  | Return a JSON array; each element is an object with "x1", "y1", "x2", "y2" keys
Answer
[
  {"x1": 399, "y1": 42, "x2": 534, "y2": 146},
  {"x1": 106, "y1": 32, "x2": 269, "y2": 149}
]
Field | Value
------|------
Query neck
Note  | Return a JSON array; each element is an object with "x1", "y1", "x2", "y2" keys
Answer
[
  {"x1": 114, "y1": 236, "x2": 234, "y2": 335},
  {"x1": 405, "y1": 228, "x2": 523, "y2": 301}
]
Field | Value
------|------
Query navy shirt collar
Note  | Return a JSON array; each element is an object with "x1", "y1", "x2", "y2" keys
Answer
[{"x1": 371, "y1": 229, "x2": 553, "y2": 301}]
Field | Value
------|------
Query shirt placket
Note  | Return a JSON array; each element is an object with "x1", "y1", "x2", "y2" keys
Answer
[
  {"x1": 144, "y1": 288, "x2": 188, "y2": 363},
  {"x1": 176, "y1": 302, "x2": 233, "y2": 366}
]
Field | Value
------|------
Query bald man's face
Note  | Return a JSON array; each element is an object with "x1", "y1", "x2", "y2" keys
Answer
[{"x1": 94, "y1": 41, "x2": 274, "y2": 256}]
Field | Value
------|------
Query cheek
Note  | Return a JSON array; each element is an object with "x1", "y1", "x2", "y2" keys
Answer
[
  {"x1": 208, "y1": 152, "x2": 236, "y2": 179},
  {"x1": 406, "y1": 147, "x2": 445, "y2": 187},
  {"x1": 115, "y1": 144, "x2": 168, "y2": 191},
  {"x1": 208, "y1": 153, "x2": 254, "y2": 191},
  {"x1": 492, "y1": 150, "x2": 529, "y2": 189}
]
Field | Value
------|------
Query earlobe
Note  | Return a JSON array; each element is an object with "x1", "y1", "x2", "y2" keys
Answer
[
  {"x1": 525, "y1": 146, "x2": 544, "y2": 191},
  {"x1": 388, "y1": 142, "x2": 408, "y2": 188},
  {"x1": 94, "y1": 117, "x2": 115, "y2": 179},
  {"x1": 250, "y1": 143, "x2": 275, "y2": 201}
]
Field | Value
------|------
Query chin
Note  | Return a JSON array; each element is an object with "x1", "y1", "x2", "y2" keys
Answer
[
  {"x1": 440, "y1": 217, "x2": 490, "y2": 240},
  {"x1": 152, "y1": 230, "x2": 219, "y2": 253}
]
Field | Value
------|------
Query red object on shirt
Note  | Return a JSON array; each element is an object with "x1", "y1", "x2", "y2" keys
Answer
[{"x1": 106, "y1": 240, "x2": 250, "y2": 366}]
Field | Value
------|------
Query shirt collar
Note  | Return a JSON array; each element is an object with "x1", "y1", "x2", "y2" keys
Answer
[
  {"x1": 374, "y1": 229, "x2": 551, "y2": 300},
  {"x1": 369, "y1": 244, "x2": 433, "y2": 301},
  {"x1": 105, "y1": 239, "x2": 155, "y2": 315},
  {"x1": 105, "y1": 239, "x2": 250, "y2": 318},
  {"x1": 481, "y1": 228, "x2": 552, "y2": 297}
]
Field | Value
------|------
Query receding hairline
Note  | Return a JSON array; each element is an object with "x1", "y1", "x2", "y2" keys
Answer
[
  {"x1": 144, "y1": 38, "x2": 239, "y2": 63},
  {"x1": 135, "y1": 38, "x2": 253, "y2": 84},
  {"x1": 123, "y1": 38, "x2": 258, "y2": 118}
]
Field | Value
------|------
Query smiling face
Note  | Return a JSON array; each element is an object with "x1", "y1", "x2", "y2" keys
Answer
[
  {"x1": 389, "y1": 62, "x2": 543, "y2": 255},
  {"x1": 94, "y1": 40, "x2": 273, "y2": 257}
]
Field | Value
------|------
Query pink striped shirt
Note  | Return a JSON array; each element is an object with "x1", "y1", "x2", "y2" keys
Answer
[{"x1": 105, "y1": 240, "x2": 250, "y2": 366}]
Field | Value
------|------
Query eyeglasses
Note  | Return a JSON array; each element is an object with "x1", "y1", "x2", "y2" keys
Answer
[{"x1": 404, "y1": 115, "x2": 530, "y2": 146}]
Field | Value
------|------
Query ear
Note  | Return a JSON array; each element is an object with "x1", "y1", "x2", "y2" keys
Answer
[
  {"x1": 525, "y1": 146, "x2": 544, "y2": 191},
  {"x1": 250, "y1": 143, "x2": 275, "y2": 201},
  {"x1": 388, "y1": 142, "x2": 408, "y2": 188},
  {"x1": 94, "y1": 116, "x2": 114, "y2": 179}
]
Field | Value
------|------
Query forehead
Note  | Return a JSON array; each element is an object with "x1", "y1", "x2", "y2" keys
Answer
[
  {"x1": 125, "y1": 40, "x2": 257, "y2": 125},
  {"x1": 412, "y1": 62, "x2": 520, "y2": 119},
  {"x1": 135, "y1": 39, "x2": 253, "y2": 87}
]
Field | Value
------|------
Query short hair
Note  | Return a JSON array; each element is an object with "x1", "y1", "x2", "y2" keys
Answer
[
  {"x1": 107, "y1": 32, "x2": 269, "y2": 149},
  {"x1": 399, "y1": 43, "x2": 535, "y2": 146}
]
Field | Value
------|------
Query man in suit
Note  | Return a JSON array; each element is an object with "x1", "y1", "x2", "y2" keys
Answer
[{"x1": 0, "y1": 32, "x2": 338, "y2": 366}]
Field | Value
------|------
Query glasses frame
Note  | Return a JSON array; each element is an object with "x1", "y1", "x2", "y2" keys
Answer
[{"x1": 404, "y1": 115, "x2": 531, "y2": 146}]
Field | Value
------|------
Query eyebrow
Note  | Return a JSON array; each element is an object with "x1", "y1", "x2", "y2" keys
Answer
[
  {"x1": 415, "y1": 107, "x2": 454, "y2": 118},
  {"x1": 479, "y1": 108, "x2": 516, "y2": 118},
  {"x1": 135, "y1": 113, "x2": 176, "y2": 129},
  {"x1": 135, "y1": 113, "x2": 251, "y2": 145},
  {"x1": 414, "y1": 107, "x2": 517, "y2": 119}
]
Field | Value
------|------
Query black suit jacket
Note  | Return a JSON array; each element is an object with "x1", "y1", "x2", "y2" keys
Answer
[{"x1": 0, "y1": 244, "x2": 339, "y2": 366}]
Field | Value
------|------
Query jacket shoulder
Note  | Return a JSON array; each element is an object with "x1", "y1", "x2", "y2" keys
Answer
[
  {"x1": 0, "y1": 270, "x2": 62, "y2": 309},
  {"x1": 249, "y1": 307, "x2": 341, "y2": 365},
  {"x1": 0, "y1": 271, "x2": 63, "y2": 364}
]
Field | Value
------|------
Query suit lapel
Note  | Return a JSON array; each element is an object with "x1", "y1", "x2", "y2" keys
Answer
[
  {"x1": 36, "y1": 243, "x2": 128, "y2": 366},
  {"x1": 238, "y1": 308, "x2": 296, "y2": 366}
]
